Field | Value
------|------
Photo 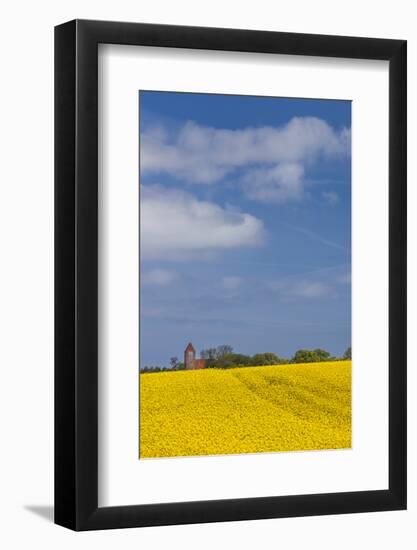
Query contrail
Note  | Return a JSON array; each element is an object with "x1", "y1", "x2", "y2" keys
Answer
[{"x1": 283, "y1": 222, "x2": 347, "y2": 251}]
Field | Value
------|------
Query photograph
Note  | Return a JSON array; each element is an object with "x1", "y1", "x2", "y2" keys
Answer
[
  {"x1": 0, "y1": 0, "x2": 409, "y2": 541},
  {"x1": 139, "y1": 91, "x2": 352, "y2": 459}
]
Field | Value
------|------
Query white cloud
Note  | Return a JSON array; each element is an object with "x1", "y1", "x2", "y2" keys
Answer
[
  {"x1": 142, "y1": 269, "x2": 179, "y2": 286},
  {"x1": 268, "y1": 279, "x2": 335, "y2": 300},
  {"x1": 322, "y1": 191, "x2": 340, "y2": 205},
  {"x1": 242, "y1": 163, "x2": 304, "y2": 203},
  {"x1": 140, "y1": 185, "x2": 265, "y2": 260},
  {"x1": 221, "y1": 276, "x2": 242, "y2": 290},
  {"x1": 290, "y1": 281, "x2": 334, "y2": 298},
  {"x1": 141, "y1": 117, "x2": 350, "y2": 189}
]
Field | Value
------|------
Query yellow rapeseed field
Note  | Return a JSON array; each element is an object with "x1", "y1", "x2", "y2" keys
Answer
[{"x1": 139, "y1": 361, "x2": 351, "y2": 458}]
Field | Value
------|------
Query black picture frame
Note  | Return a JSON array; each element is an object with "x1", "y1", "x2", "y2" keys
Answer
[{"x1": 55, "y1": 19, "x2": 407, "y2": 531}]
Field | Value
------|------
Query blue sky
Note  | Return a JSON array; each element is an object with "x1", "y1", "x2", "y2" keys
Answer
[{"x1": 139, "y1": 91, "x2": 351, "y2": 367}]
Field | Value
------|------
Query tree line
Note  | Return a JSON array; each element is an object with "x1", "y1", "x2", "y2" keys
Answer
[{"x1": 140, "y1": 345, "x2": 351, "y2": 373}]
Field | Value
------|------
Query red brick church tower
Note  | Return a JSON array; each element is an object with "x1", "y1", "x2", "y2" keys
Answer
[
  {"x1": 184, "y1": 342, "x2": 196, "y2": 370},
  {"x1": 184, "y1": 342, "x2": 206, "y2": 370}
]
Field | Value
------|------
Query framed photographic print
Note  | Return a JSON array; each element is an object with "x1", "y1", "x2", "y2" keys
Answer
[{"x1": 55, "y1": 20, "x2": 406, "y2": 530}]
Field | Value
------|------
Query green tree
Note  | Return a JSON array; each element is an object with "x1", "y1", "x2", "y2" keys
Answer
[
  {"x1": 292, "y1": 349, "x2": 319, "y2": 363},
  {"x1": 200, "y1": 348, "x2": 215, "y2": 368},
  {"x1": 292, "y1": 348, "x2": 332, "y2": 363},
  {"x1": 251, "y1": 352, "x2": 281, "y2": 366},
  {"x1": 216, "y1": 345, "x2": 234, "y2": 358},
  {"x1": 201, "y1": 345, "x2": 234, "y2": 368},
  {"x1": 343, "y1": 347, "x2": 352, "y2": 360},
  {"x1": 215, "y1": 356, "x2": 235, "y2": 369},
  {"x1": 313, "y1": 349, "x2": 331, "y2": 361},
  {"x1": 226, "y1": 353, "x2": 251, "y2": 367}
]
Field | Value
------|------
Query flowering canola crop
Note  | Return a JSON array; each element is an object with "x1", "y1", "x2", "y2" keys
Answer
[{"x1": 139, "y1": 361, "x2": 351, "y2": 458}]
